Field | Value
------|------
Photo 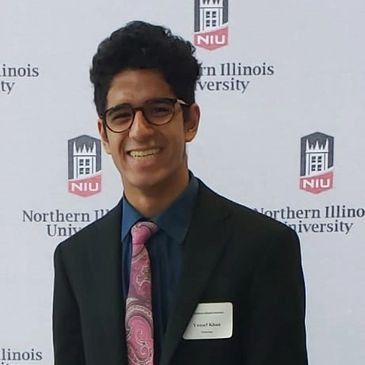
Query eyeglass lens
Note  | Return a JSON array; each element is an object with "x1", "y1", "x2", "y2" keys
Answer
[{"x1": 105, "y1": 99, "x2": 176, "y2": 132}]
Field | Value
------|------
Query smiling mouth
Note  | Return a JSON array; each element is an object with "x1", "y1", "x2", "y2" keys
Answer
[{"x1": 128, "y1": 148, "x2": 161, "y2": 159}]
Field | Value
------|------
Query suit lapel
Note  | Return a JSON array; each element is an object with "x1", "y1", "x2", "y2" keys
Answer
[
  {"x1": 87, "y1": 201, "x2": 128, "y2": 364},
  {"x1": 160, "y1": 183, "x2": 233, "y2": 365}
]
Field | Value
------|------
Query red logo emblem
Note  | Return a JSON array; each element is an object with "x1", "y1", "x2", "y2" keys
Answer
[
  {"x1": 68, "y1": 135, "x2": 102, "y2": 197},
  {"x1": 299, "y1": 132, "x2": 334, "y2": 194},
  {"x1": 194, "y1": 0, "x2": 229, "y2": 51}
]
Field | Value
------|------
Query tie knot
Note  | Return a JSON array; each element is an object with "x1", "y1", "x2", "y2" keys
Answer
[{"x1": 131, "y1": 221, "x2": 158, "y2": 246}]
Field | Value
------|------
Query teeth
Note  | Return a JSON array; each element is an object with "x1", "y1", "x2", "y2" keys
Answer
[{"x1": 129, "y1": 149, "x2": 160, "y2": 158}]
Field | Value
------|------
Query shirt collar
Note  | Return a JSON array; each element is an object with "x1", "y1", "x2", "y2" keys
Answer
[
  {"x1": 121, "y1": 173, "x2": 199, "y2": 243},
  {"x1": 121, "y1": 197, "x2": 142, "y2": 241}
]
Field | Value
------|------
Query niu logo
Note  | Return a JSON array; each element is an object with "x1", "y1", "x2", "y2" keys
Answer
[
  {"x1": 194, "y1": 0, "x2": 229, "y2": 50},
  {"x1": 299, "y1": 132, "x2": 334, "y2": 194},
  {"x1": 68, "y1": 135, "x2": 102, "y2": 197}
]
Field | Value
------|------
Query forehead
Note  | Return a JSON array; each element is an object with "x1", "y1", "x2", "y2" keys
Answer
[{"x1": 106, "y1": 69, "x2": 174, "y2": 108}]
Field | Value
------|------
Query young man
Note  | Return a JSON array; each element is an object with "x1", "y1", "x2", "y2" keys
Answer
[{"x1": 53, "y1": 21, "x2": 308, "y2": 365}]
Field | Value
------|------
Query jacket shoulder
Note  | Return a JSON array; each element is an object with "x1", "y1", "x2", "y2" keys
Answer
[
  {"x1": 54, "y1": 201, "x2": 121, "y2": 256},
  {"x1": 198, "y1": 180, "x2": 297, "y2": 238}
]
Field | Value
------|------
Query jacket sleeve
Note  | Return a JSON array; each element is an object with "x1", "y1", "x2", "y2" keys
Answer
[
  {"x1": 53, "y1": 244, "x2": 86, "y2": 365},
  {"x1": 244, "y1": 227, "x2": 308, "y2": 365}
]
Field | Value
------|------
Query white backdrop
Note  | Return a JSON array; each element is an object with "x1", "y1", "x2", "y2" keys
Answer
[{"x1": 1, "y1": 1, "x2": 364, "y2": 364}]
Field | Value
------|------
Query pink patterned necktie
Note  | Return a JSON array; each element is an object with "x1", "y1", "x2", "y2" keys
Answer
[{"x1": 125, "y1": 221, "x2": 158, "y2": 365}]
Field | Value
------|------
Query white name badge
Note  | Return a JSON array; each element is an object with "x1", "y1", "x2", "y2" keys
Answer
[{"x1": 183, "y1": 302, "x2": 233, "y2": 340}]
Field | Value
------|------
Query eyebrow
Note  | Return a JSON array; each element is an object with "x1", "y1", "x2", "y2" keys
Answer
[{"x1": 107, "y1": 97, "x2": 176, "y2": 110}]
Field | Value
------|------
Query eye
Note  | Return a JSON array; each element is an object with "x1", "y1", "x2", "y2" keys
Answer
[
  {"x1": 148, "y1": 103, "x2": 172, "y2": 116},
  {"x1": 112, "y1": 111, "x2": 131, "y2": 120},
  {"x1": 108, "y1": 107, "x2": 133, "y2": 123}
]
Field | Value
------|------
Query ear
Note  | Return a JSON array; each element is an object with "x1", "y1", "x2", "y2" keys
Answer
[
  {"x1": 184, "y1": 103, "x2": 200, "y2": 142},
  {"x1": 97, "y1": 119, "x2": 111, "y2": 154}
]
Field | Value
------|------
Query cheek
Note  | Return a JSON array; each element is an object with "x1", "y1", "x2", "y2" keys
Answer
[
  {"x1": 108, "y1": 137, "x2": 126, "y2": 161},
  {"x1": 102, "y1": 141, "x2": 112, "y2": 155},
  {"x1": 171, "y1": 132, "x2": 188, "y2": 158}
]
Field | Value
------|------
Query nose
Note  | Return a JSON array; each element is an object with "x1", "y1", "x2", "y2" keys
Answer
[{"x1": 128, "y1": 110, "x2": 155, "y2": 140}]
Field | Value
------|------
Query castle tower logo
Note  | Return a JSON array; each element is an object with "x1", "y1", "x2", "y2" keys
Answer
[
  {"x1": 68, "y1": 135, "x2": 102, "y2": 197},
  {"x1": 300, "y1": 132, "x2": 334, "y2": 194},
  {"x1": 194, "y1": 0, "x2": 229, "y2": 51}
]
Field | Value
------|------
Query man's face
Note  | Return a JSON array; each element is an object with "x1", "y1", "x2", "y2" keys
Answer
[{"x1": 98, "y1": 69, "x2": 200, "y2": 197}]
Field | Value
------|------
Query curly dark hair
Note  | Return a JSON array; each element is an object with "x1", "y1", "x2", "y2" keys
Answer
[{"x1": 90, "y1": 21, "x2": 201, "y2": 117}]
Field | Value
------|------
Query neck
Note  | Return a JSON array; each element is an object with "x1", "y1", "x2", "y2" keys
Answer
[{"x1": 123, "y1": 170, "x2": 190, "y2": 218}]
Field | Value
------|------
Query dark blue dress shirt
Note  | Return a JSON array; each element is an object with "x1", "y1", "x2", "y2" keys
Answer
[{"x1": 121, "y1": 174, "x2": 199, "y2": 362}]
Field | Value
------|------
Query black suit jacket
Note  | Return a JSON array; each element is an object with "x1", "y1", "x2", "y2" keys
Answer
[{"x1": 53, "y1": 181, "x2": 308, "y2": 365}]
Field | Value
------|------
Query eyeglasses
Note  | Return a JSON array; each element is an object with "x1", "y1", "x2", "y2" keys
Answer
[{"x1": 102, "y1": 97, "x2": 189, "y2": 133}]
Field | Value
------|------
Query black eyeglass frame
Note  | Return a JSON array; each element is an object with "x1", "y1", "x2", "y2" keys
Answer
[{"x1": 101, "y1": 97, "x2": 190, "y2": 133}]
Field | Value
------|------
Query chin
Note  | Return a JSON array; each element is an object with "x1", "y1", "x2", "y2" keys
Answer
[
  {"x1": 120, "y1": 163, "x2": 187, "y2": 194},
  {"x1": 122, "y1": 171, "x2": 168, "y2": 192}
]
